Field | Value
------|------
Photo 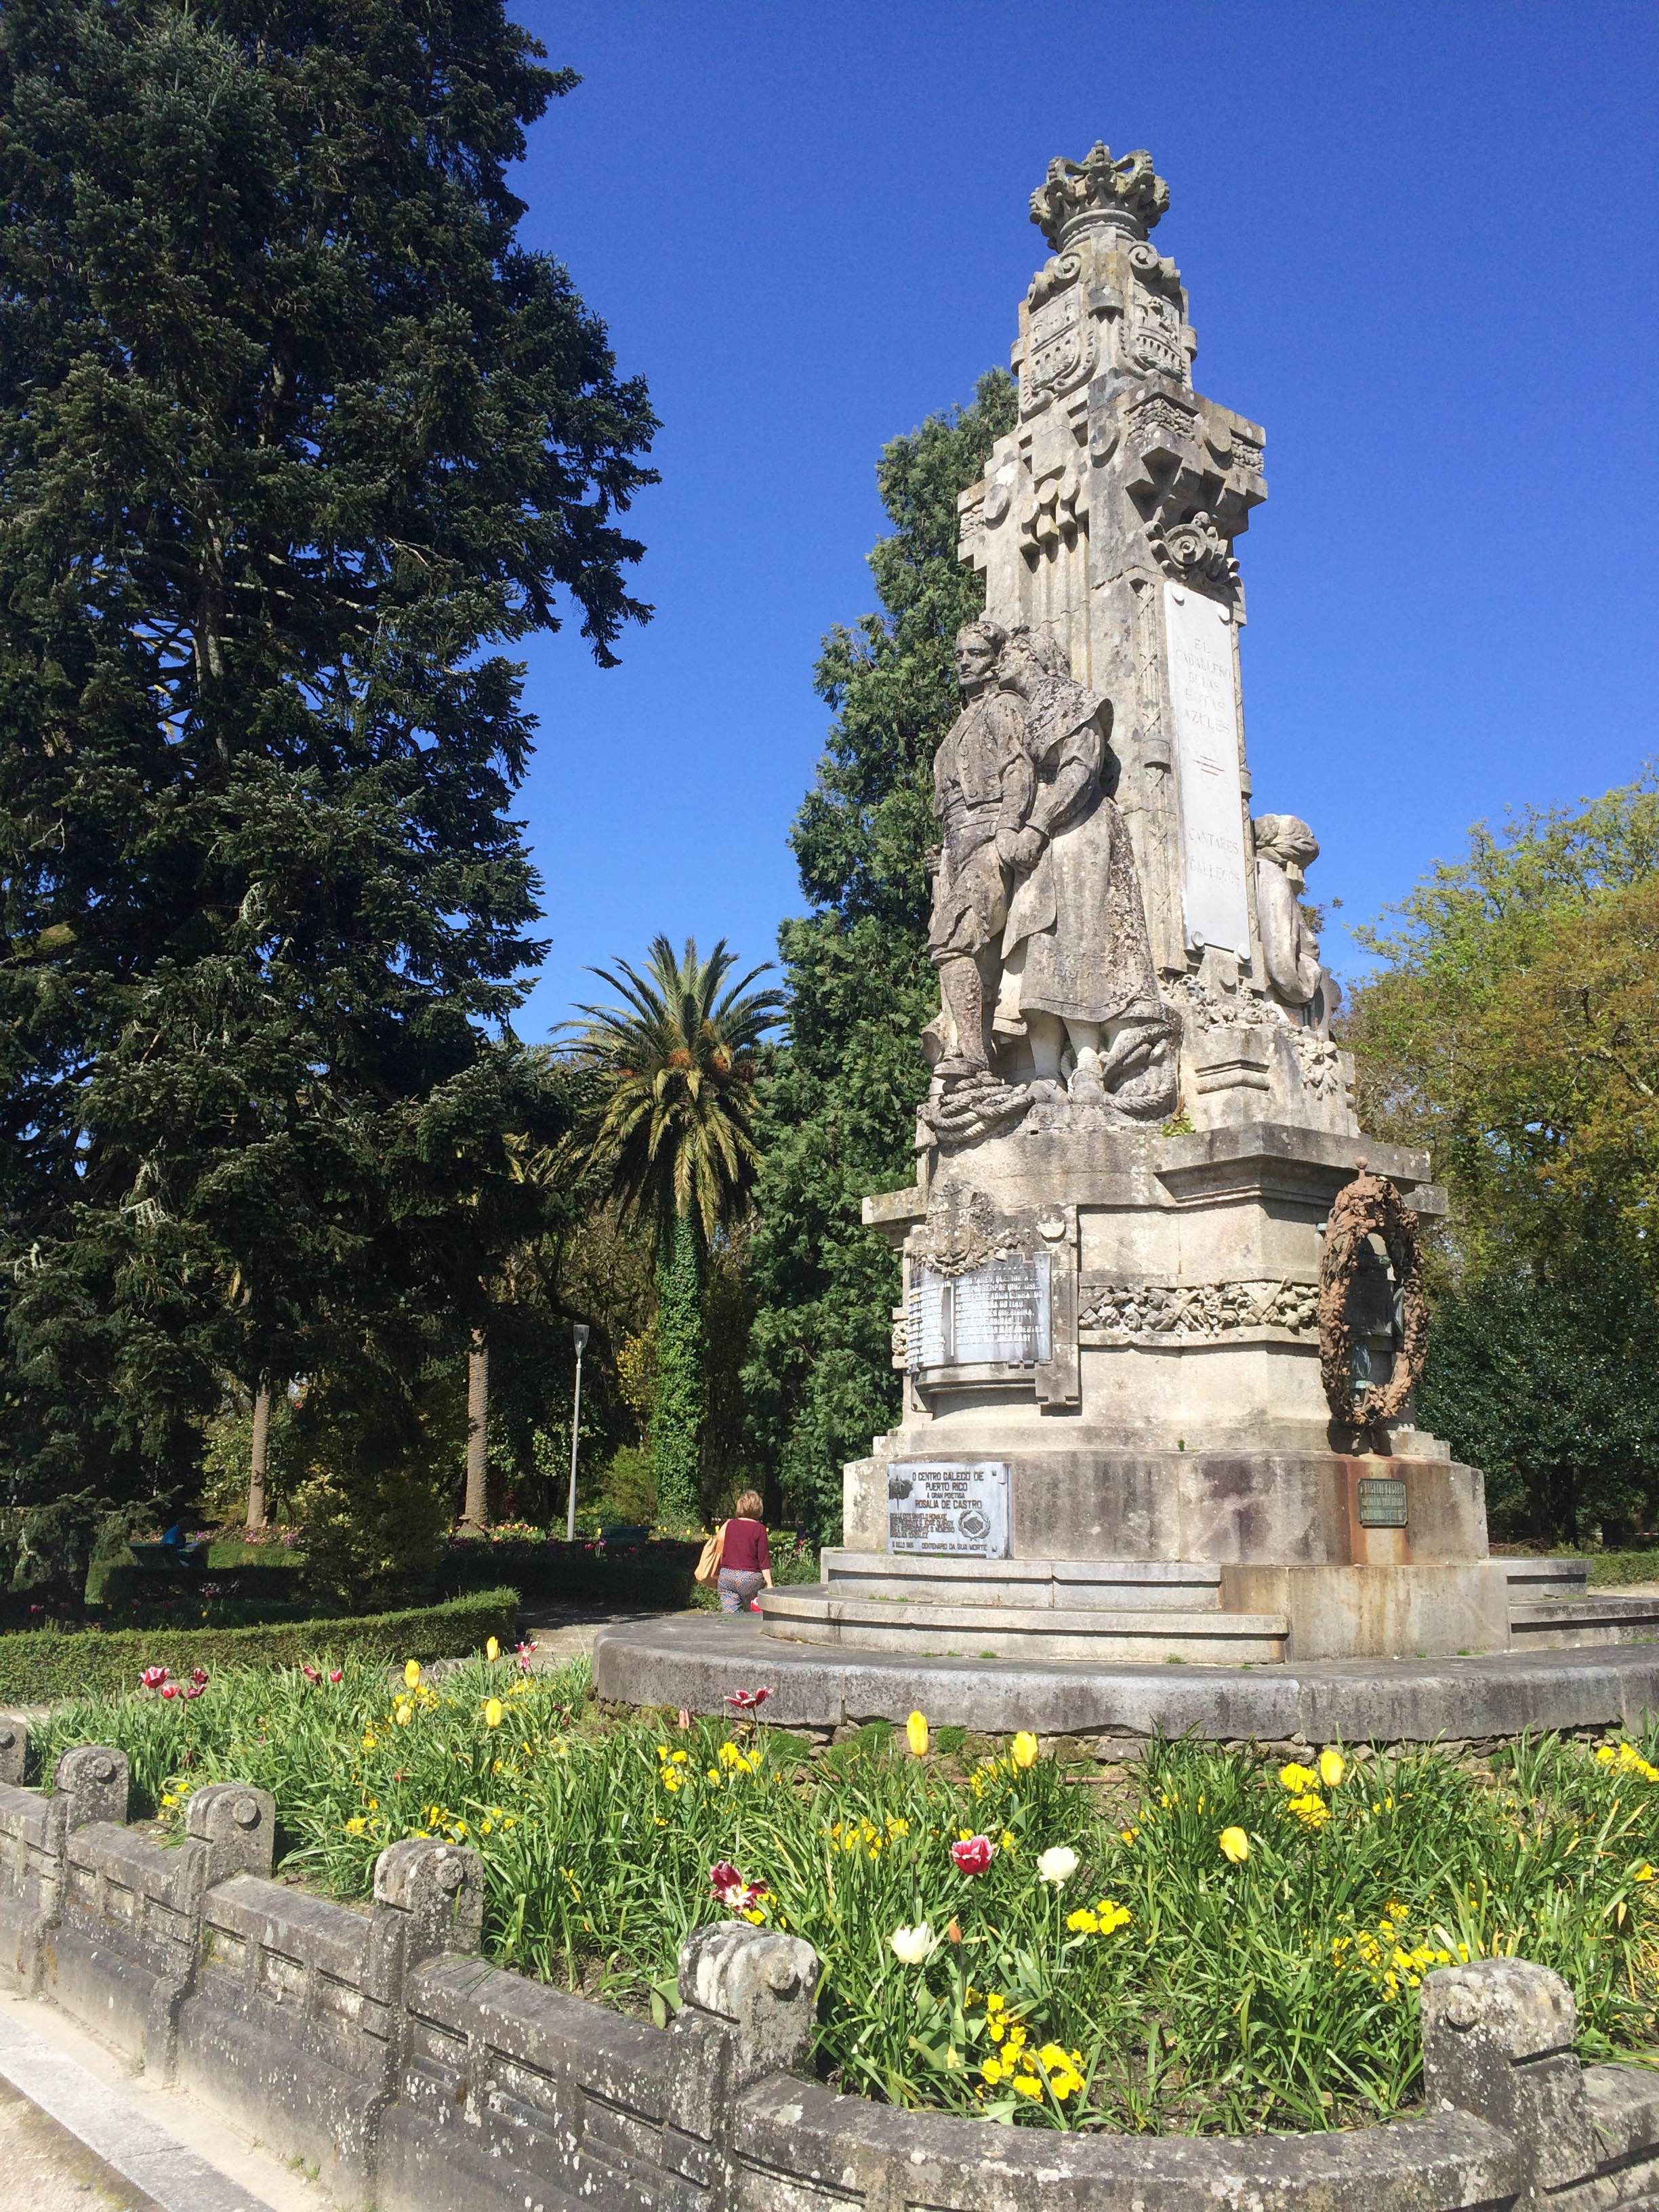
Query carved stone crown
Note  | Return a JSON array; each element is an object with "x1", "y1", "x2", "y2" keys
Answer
[{"x1": 1030, "y1": 144, "x2": 1169, "y2": 249}]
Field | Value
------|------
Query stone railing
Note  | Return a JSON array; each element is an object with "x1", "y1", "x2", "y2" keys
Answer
[{"x1": 2, "y1": 1725, "x2": 1658, "y2": 2212}]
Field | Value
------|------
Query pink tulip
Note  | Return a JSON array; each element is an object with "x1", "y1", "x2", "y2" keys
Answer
[
  {"x1": 329, "y1": 1669, "x2": 343, "y2": 1684},
  {"x1": 139, "y1": 1666, "x2": 169, "y2": 1691},
  {"x1": 724, "y1": 1687, "x2": 772, "y2": 1712},
  {"x1": 160, "y1": 1682, "x2": 180, "y2": 1701},
  {"x1": 949, "y1": 1835, "x2": 996, "y2": 1877}
]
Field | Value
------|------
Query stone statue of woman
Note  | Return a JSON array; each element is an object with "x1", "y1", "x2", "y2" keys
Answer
[{"x1": 1252, "y1": 813, "x2": 1340, "y2": 1036}]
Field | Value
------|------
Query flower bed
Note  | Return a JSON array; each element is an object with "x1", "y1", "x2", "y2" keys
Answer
[{"x1": 28, "y1": 1658, "x2": 1659, "y2": 2133}]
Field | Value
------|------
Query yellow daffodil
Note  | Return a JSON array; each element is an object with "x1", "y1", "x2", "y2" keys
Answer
[
  {"x1": 1011, "y1": 1729, "x2": 1038, "y2": 1769},
  {"x1": 905, "y1": 1710, "x2": 929, "y2": 1757},
  {"x1": 1278, "y1": 1761, "x2": 1317, "y2": 1793},
  {"x1": 1286, "y1": 1790, "x2": 1330, "y2": 1828},
  {"x1": 1218, "y1": 1826, "x2": 1250, "y2": 1864}
]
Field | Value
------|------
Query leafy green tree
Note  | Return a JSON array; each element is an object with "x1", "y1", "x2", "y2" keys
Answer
[
  {"x1": 1418, "y1": 1240, "x2": 1659, "y2": 1543},
  {"x1": 0, "y1": 0, "x2": 655, "y2": 1516},
  {"x1": 744, "y1": 371, "x2": 1016, "y2": 1539},
  {"x1": 574, "y1": 938, "x2": 783, "y2": 1528},
  {"x1": 1343, "y1": 776, "x2": 1659, "y2": 1277}
]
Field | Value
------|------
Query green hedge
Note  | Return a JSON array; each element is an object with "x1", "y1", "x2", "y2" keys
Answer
[
  {"x1": 0, "y1": 1586, "x2": 518, "y2": 1704},
  {"x1": 1587, "y1": 1551, "x2": 1659, "y2": 1586},
  {"x1": 96, "y1": 1561, "x2": 306, "y2": 1614},
  {"x1": 437, "y1": 1537, "x2": 700, "y2": 1610}
]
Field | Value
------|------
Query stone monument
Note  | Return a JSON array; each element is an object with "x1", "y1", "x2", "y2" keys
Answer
[{"x1": 759, "y1": 144, "x2": 1652, "y2": 1671}]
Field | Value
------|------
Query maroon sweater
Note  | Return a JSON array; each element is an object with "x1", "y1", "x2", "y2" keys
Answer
[{"x1": 720, "y1": 1517, "x2": 771, "y2": 1574}]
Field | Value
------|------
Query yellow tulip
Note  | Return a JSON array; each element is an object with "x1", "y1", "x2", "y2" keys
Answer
[
  {"x1": 403, "y1": 1659, "x2": 422, "y2": 1689},
  {"x1": 484, "y1": 1698, "x2": 504, "y2": 1729},
  {"x1": 1218, "y1": 1826, "x2": 1250, "y2": 1864},
  {"x1": 905, "y1": 1711, "x2": 929, "y2": 1757},
  {"x1": 1318, "y1": 1747, "x2": 1346, "y2": 1789},
  {"x1": 1011, "y1": 1730, "x2": 1039, "y2": 1770},
  {"x1": 485, "y1": 1637, "x2": 499, "y2": 1664}
]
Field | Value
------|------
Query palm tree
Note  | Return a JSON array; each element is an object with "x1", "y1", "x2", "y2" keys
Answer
[{"x1": 573, "y1": 936, "x2": 784, "y2": 1528}]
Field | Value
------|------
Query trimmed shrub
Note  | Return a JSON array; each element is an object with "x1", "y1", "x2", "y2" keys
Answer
[
  {"x1": 438, "y1": 1535, "x2": 699, "y2": 1610},
  {"x1": 0, "y1": 1586, "x2": 518, "y2": 1703}
]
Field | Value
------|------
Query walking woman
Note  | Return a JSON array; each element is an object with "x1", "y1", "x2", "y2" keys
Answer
[{"x1": 716, "y1": 1491, "x2": 773, "y2": 1614}]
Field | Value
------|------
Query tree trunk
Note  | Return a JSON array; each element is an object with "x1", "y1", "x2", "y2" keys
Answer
[
  {"x1": 247, "y1": 1377, "x2": 273, "y2": 1533},
  {"x1": 653, "y1": 1214, "x2": 707, "y2": 1531},
  {"x1": 462, "y1": 1328, "x2": 490, "y2": 1532}
]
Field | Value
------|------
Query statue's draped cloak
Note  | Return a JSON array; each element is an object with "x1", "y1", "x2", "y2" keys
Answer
[{"x1": 1002, "y1": 672, "x2": 1161, "y2": 1025}]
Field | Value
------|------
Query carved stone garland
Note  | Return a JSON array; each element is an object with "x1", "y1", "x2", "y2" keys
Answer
[{"x1": 1317, "y1": 1169, "x2": 1429, "y2": 1428}]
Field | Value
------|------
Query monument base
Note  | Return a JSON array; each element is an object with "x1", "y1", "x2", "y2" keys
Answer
[
  {"x1": 762, "y1": 1550, "x2": 1659, "y2": 1664},
  {"x1": 593, "y1": 1612, "x2": 1659, "y2": 1748}
]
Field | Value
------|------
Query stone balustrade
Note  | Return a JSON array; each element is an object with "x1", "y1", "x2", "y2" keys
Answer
[{"x1": 1, "y1": 1724, "x2": 1658, "y2": 2212}]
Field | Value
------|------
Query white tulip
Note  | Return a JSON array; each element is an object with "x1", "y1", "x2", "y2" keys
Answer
[
  {"x1": 888, "y1": 1922, "x2": 938, "y2": 1964},
  {"x1": 1036, "y1": 1845, "x2": 1080, "y2": 1887}
]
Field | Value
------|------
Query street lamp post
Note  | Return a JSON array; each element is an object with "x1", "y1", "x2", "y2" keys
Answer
[{"x1": 567, "y1": 1322, "x2": 590, "y2": 1543}]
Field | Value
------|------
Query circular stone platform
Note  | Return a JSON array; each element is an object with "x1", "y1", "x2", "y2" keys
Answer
[{"x1": 592, "y1": 1613, "x2": 1659, "y2": 1748}]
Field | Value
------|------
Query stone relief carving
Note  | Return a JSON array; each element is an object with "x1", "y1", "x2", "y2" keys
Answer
[
  {"x1": 1079, "y1": 1277, "x2": 1320, "y2": 1338},
  {"x1": 921, "y1": 622, "x2": 1179, "y2": 1147},
  {"x1": 1292, "y1": 1030, "x2": 1345, "y2": 1099},
  {"x1": 1149, "y1": 509, "x2": 1238, "y2": 589},
  {"x1": 1253, "y1": 814, "x2": 1341, "y2": 1036},
  {"x1": 909, "y1": 1186, "x2": 1033, "y2": 1277},
  {"x1": 1165, "y1": 972, "x2": 1278, "y2": 1033},
  {"x1": 1019, "y1": 465, "x2": 1086, "y2": 554}
]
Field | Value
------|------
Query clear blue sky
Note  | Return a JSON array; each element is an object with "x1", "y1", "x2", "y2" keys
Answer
[{"x1": 504, "y1": 1, "x2": 1659, "y2": 1038}]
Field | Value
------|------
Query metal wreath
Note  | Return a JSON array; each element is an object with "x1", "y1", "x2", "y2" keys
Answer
[{"x1": 1317, "y1": 1167, "x2": 1429, "y2": 1429}]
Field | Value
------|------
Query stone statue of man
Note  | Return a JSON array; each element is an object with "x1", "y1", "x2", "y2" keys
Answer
[
  {"x1": 994, "y1": 627, "x2": 1172, "y2": 1108},
  {"x1": 1252, "y1": 813, "x2": 1340, "y2": 1035},
  {"x1": 926, "y1": 620, "x2": 1030, "y2": 1078}
]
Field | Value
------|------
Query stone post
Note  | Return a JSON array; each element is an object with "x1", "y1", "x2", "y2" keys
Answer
[
  {"x1": 373, "y1": 1837, "x2": 485, "y2": 1966},
  {"x1": 1420, "y1": 1959, "x2": 1595, "y2": 2200},
  {"x1": 677, "y1": 1921, "x2": 819, "y2": 2085},
  {"x1": 186, "y1": 1782, "x2": 276, "y2": 1884},
  {"x1": 0, "y1": 1713, "x2": 26, "y2": 1786},
  {"x1": 54, "y1": 1744, "x2": 129, "y2": 1829}
]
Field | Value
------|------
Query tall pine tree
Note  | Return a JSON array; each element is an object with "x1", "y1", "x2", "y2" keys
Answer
[
  {"x1": 744, "y1": 372, "x2": 1015, "y2": 1539},
  {"x1": 0, "y1": 0, "x2": 655, "y2": 1512}
]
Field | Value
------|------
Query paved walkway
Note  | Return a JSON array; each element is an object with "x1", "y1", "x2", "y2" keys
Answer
[
  {"x1": 517, "y1": 1600, "x2": 682, "y2": 1669},
  {"x1": 0, "y1": 1994, "x2": 333, "y2": 2212}
]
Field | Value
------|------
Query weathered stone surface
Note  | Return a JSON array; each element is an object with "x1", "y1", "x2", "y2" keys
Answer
[
  {"x1": 677, "y1": 1921, "x2": 818, "y2": 2082},
  {"x1": 597, "y1": 1613, "x2": 1659, "y2": 1742}
]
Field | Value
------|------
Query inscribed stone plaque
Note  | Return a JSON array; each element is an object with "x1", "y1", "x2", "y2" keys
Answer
[
  {"x1": 907, "y1": 1254, "x2": 1051, "y2": 1373},
  {"x1": 888, "y1": 1461, "x2": 1011, "y2": 1559},
  {"x1": 1357, "y1": 1477, "x2": 1408, "y2": 1528},
  {"x1": 1166, "y1": 584, "x2": 1250, "y2": 959}
]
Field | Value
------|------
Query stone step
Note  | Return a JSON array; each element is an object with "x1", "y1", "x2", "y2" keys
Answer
[
  {"x1": 819, "y1": 1549, "x2": 1223, "y2": 1612},
  {"x1": 761, "y1": 1586, "x2": 1287, "y2": 1664},
  {"x1": 1509, "y1": 1590, "x2": 1659, "y2": 1649}
]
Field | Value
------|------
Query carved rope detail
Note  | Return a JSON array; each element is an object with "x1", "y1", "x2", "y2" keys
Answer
[
  {"x1": 1080, "y1": 1277, "x2": 1319, "y2": 1338},
  {"x1": 1317, "y1": 1169, "x2": 1429, "y2": 1428}
]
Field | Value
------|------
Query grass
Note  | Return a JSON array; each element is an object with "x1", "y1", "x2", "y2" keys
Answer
[{"x1": 28, "y1": 1657, "x2": 1659, "y2": 2135}]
